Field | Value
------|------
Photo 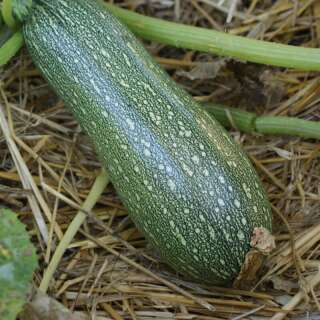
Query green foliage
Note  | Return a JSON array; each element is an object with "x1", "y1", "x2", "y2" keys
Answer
[
  {"x1": 0, "y1": 208, "x2": 37, "y2": 320},
  {"x1": 12, "y1": 0, "x2": 33, "y2": 23}
]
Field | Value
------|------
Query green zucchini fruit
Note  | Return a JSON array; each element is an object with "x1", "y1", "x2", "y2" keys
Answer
[{"x1": 22, "y1": 0, "x2": 272, "y2": 285}]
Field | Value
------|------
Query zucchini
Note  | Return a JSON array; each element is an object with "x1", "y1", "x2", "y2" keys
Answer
[{"x1": 22, "y1": 0, "x2": 272, "y2": 285}]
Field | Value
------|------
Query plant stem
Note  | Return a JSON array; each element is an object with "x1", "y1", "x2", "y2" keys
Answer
[
  {"x1": 0, "y1": 37, "x2": 317, "y2": 140},
  {"x1": 105, "y1": 4, "x2": 320, "y2": 71},
  {"x1": 0, "y1": 30, "x2": 23, "y2": 66},
  {"x1": 203, "y1": 103, "x2": 320, "y2": 140},
  {"x1": 2, "y1": 0, "x2": 18, "y2": 29},
  {"x1": 2, "y1": 4, "x2": 320, "y2": 71},
  {"x1": 39, "y1": 169, "x2": 109, "y2": 293},
  {"x1": 203, "y1": 103, "x2": 256, "y2": 133},
  {"x1": 255, "y1": 116, "x2": 320, "y2": 139},
  {"x1": 0, "y1": 6, "x2": 318, "y2": 140}
]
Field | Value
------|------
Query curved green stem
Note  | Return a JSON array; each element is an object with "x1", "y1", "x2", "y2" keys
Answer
[
  {"x1": 39, "y1": 169, "x2": 109, "y2": 293},
  {"x1": 0, "y1": 40, "x2": 317, "y2": 141},
  {"x1": 203, "y1": 103, "x2": 320, "y2": 140},
  {"x1": 0, "y1": 4, "x2": 318, "y2": 140},
  {"x1": 2, "y1": 0, "x2": 17, "y2": 29},
  {"x1": 2, "y1": 3, "x2": 320, "y2": 71},
  {"x1": 0, "y1": 30, "x2": 23, "y2": 66},
  {"x1": 105, "y1": 4, "x2": 320, "y2": 71}
]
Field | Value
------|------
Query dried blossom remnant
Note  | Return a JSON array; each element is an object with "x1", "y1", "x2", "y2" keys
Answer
[
  {"x1": 233, "y1": 250, "x2": 264, "y2": 289},
  {"x1": 233, "y1": 227, "x2": 275, "y2": 289},
  {"x1": 250, "y1": 227, "x2": 276, "y2": 255}
]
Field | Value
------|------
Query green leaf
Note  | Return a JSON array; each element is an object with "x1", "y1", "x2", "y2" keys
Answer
[{"x1": 0, "y1": 208, "x2": 38, "y2": 320}]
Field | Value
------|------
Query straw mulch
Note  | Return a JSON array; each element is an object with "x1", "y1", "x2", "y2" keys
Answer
[{"x1": 1, "y1": 0, "x2": 320, "y2": 319}]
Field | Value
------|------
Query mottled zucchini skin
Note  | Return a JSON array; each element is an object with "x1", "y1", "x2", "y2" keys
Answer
[{"x1": 23, "y1": 0, "x2": 272, "y2": 284}]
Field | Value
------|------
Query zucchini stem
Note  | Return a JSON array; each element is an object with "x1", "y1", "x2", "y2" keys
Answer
[
  {"x1": 0, "y1": 5, "x2": 318, "y2": 140},
  {"x1": 203, "y1": 103, "x2": 320, "y2": 140},
  {"x1": 2, "y1": 3, "x2": 320, "y2": 71},
  {"x1": 105, "y1": 4, "x2": 320, "y2": 71}
]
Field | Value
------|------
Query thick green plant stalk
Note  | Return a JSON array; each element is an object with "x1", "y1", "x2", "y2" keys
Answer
[
  {"x1": 1, "y1": 1, "x2": 320, "y2": 70},
  {"x1": 203, "y1": 103, "x2": 320, "y2": 140},
  {"x1": 1, "y1": 0, "x2": 17, "y2": 29},
  {"x1": 0, "y1": 30, "x2": 23, "y2": 66},
  {"x1": 0, "y1": 0, "x2": 33, "y2": 66},
  {"x1": 255, "y1": 116, "x2": 320, "y2": 139},
  {"x1": 0, "y1": 2, "x2": 318, "y2": 140},
  {"x1": 203, "y1": 103, "x2": 256, "y2": 134},
  {"x1": 0, "y1": 35, "x2": 317, "y2": 140},
  {"x1": 105, "y1": 4, "x2": 320, "y2": 71}
]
